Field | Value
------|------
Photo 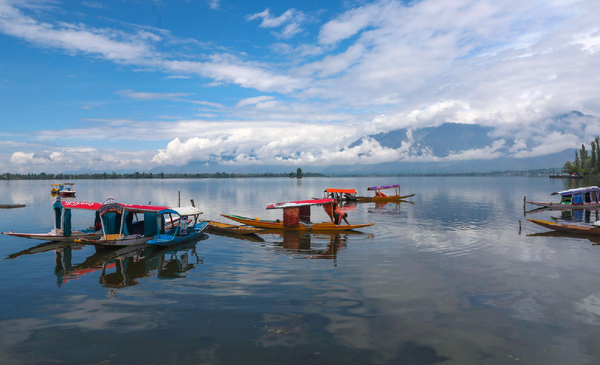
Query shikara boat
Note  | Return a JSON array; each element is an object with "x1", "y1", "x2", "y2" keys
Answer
[
  {"x1": 2, "y1": 200, "x2": 103, "y2": 242},
  {"x1": 206, "y1": 221, "x2": 265, "y2": 235},
  {"x1": 222, "y1": 198, "x2": 374, "y2": 231},
  {"x1": 58, "y1": 183, "x2": 76, "y2": 197},
  {"x1": 356, "y1": 184, "x2": 415, "y2": 202},
  {"x1": 75, "y1": 202, "x2": 174, "y2": 246},
  {"x1": 526, "y1": 218, "x2": 600, "y2": 236},
  {"x1": 323, "y1": 188, "x2": 359, "y2": 202},
  {"x1": 527, "y1": 186, "x2": 600, "y2": 209},
  {"x1": 147, "y1": 207, "x2": 208, "y2": 246}
]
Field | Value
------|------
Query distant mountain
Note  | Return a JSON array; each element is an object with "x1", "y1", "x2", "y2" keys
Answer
[
  {"x1": 349, "y1": 123, "x2": 498, "y2": 157},
  {"x1": 324, "y1": 149, "x2": 574, "y2": 175}
]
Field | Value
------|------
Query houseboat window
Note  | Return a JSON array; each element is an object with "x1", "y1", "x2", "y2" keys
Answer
[
  {"x1": 585, "y1": 192, "x2": 591, "y2": 203},
  {"x1": 561, "y1": 195, "x2": 572, "y2": 204}
]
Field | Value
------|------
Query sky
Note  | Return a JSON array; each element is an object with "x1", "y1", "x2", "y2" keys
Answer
[{"x1": 1, "y1": 0, "x2": 600, "y2": 173}]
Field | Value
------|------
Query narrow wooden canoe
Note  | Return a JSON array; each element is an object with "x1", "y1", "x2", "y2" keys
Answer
[
  {"x1": 221, "y1": 214, "x2": 374, "y2": 231},
  {"x1": 206, "y1": 221, "x2": 265, "y2": 235},
  {"x1": 526, "y1": 218, "x2": 600, "y2": 236}
]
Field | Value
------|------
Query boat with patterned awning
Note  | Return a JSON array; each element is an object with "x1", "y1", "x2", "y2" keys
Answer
[
  {"x1": 75, "y1": 200, "x2": 177, "y2": 246},
  {"x1": 2, "y1": 201, "x2": 103, "y2": 242},
  {"x1": 222, "y1": 198, "x2": 374, "y2": 231},
  {"x1": 526, "y1": 186, "x2": 600, "y2": 209},
  {"x1": 356, "y1": 184, "x2": 415, "y2": 202}
]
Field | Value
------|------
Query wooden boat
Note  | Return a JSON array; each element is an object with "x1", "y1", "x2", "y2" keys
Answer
[
  {"x1": 50, "y1": 184, "x2": 62, "y2": 194},
  {"x1": 527, "y1": 186, "x2": 600, "y2": 209},
  {"x1": 323, "y1": 188, "x2": 359, "y2": 202},
  {"x1": 526, "y1": 218, "x2": 600, "y2": 236},
  {"x1": 206, "y1": 221, "x2": 265, "y2": 235},
  {"x1": 58, "y1": 183, "x2": 76, "y2": 197},
  {"x1": 356, "y1": 184, "x2": 415, "y2": 202},
  {"x1": 2, "y1": 200, "x2": 103, "y2": 242},
  {"x1": 222, "y1": 198, "x2": 374, "y2": 231},
  {"x1": 0, "y1": 204, "x2": 26, "y2": 209},
  {"x1": 147, "y1": 207, "x2": 208, "y2": 246},
  {"x1": 75, "y1": 202, "x2": 175, "y2": 246}
]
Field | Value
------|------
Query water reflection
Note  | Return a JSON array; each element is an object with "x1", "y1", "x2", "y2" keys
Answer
[
  {"x1": 367, "y1": 200, "x2": 414, "y2": 214},
  {"x1": 7, "y1": 236, "x2": 208, "y2": 296},
  {"x1": 262, "y1": 231, "x2": 371, "y2": 265}
]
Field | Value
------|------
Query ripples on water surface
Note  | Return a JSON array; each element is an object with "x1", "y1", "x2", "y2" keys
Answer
[{"x1": 1, "y1": 176, "x2": 600, "y2": 364}]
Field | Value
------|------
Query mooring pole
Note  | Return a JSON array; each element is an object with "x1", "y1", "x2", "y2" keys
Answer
[
  {"x1": 178, "y1": 191, "x2": 181, "y2": 207},
  {"x1": 190, "y1": 199, "x2": 195, "y2": 207}
]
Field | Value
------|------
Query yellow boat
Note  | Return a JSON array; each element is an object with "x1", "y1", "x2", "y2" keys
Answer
[
  {"x1": 356, "y1": 184, "x2": 415, "y2": 202},
  {"x1": 206, "y1": 220, "x2": 265, "y2": 235},
  {"x1": 222, "y1": 198, "x2": 374, "y2": 232}
]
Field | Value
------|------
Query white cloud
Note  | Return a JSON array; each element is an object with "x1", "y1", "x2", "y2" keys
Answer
[
  {"x1": 116, "y1": 90, "x2": 194, "y2": 100},
  {"x1": 247, "y1": 8, "x2": 307, "y2": 39},
  {"x1": 236, "y1": 96, "x2": 275, "y2": 107}
]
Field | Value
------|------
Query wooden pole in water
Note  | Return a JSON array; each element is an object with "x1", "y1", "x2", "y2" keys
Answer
[
  {"x1": 178, "y1": 191, "x2": 181, "y2": 207},
  {"x1": 523, "y1": 196, "x2": 526, "y2": 216},
  {"x1": 190, "y1": 199, "x2": 195, "y2": 207},
  {"x1": 519, "y1": 220, "x2": 521, "y2": 235}
]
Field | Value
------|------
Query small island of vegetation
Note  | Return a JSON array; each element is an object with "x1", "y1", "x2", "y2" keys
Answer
[{"x1": 562, "y1": 136, "x2": 600, "y2": 175}]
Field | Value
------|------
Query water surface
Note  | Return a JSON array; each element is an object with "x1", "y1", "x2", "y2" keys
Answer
[{"x1": 1, "y1": 176, "x2": 599, "y2": 364}]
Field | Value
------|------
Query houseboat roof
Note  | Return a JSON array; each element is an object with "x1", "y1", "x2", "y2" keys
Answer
[
  {"x1": 551, "y1": 186, "x2": 600, "y2": 196},
  {"x1": 367, "y1": 184, "x2": 400, "y2": 191},
  {"x1": 267, "y1": 198, "x2": 335, "y2": 209}
]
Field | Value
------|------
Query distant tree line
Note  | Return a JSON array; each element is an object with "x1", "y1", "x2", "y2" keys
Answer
[
  {"x1": 563, "y1": 136, "x2": 600, "y2": 175},
  {"x1": 0, "y1": 170, "x2": 325, "y2": 180}
]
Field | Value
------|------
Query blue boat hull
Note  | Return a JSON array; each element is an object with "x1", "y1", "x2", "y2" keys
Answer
[{"x1": 147, "y1": 222, "x2": 209, "y2": 246}]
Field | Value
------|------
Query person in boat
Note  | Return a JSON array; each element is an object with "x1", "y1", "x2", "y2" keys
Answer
[{"x1": 333, "y1": 204, "x2": 350, "y2": 226}]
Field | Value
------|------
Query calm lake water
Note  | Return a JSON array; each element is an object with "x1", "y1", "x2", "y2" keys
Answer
[{"x1": 1, "y1": 176, "x2": 600, "y2": 364}]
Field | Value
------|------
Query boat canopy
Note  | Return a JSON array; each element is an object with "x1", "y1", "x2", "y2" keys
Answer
[
  {"x1": 157, "y1": 206, "x2": 203, "y2": 216},
  {"x1": 324, "y1": 188, "x2": 357, "y2": 194},
  {"x1": 59, "y1": 201, "x2": 104, "y2": 210},
  {"x1": 552, "y1": 186, "x2": 600, "y2": 196},
  {"x1": 267, "y1": 198, "x2": 335, "y2": 209},
  {"x1": 367, "y1": 184, "x2": 400, "y2": 191},
  {"x1": 99, "y1": 203, "x2": 169, "y2": 215}
]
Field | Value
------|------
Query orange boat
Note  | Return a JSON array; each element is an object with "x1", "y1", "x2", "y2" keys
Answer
[
  {"x1": 222, "y1": 198, "x2": 374, "y2": 232},
  {"x1": 323, "y1": 188, "x2": 358, "y2": 201}
]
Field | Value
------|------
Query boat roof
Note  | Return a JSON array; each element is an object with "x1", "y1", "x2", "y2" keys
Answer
[
  {"x1": 267, "y1": 198, "x2": 335, "y2": 209},
  {"x1": 50, "y1": 184, "x2": 62, "y2": 186},
  {"x1": 98, "y1": 202, "x2": 170, "y2": 215},
  {"x1": 367, "y1": 184, "x2": 400, "y2": 191},
  {"x1": 60, "y1": 201, "x2": 104, "y2": 210},
  {"x1": 158, "y1": 206, "x2": 203, "y2": 216},
  {"x1": 324, "y1": 188, "x2": 356, "y2": 194},
  {"x1": 551, "y1": 186, "x2": 600, "y2": 196},
  {"x1": 62, "y1": 183, "x2": 75, "y2": 186}
]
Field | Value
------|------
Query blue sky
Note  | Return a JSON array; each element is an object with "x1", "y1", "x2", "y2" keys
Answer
[{"x1": 1, "y1": 0, "x2": 600, "y2": 173}]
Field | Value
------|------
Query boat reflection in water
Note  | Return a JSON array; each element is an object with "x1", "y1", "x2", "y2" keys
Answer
[
  {"x1": 261, "y1": 230, "x2": 372, "y2": 266},
  {"x1": 366, "y1": 200, "x2": 414, "y2": 214},
  {"x1": 8, "y1": 235, "x2": 208, "y2": 297}
]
